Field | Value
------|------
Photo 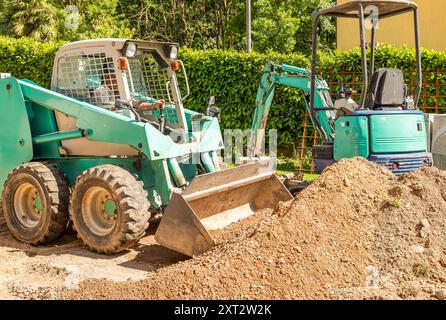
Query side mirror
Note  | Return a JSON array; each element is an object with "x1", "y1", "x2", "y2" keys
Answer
[
  {"x1": 206, "y1": 96, "x2": 221, "y2": 119},
  {"x1": 115, "y1": 99, "x2": 132, "y2": 109},
  {"x1": 207, "y1": 96, "x2": 216, "y2": 109},
  {"x1": 208, "y1": 106, "x2": 221, "y2": 119}
]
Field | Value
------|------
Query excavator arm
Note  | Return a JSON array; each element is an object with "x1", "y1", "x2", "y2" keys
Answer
[{"x1": 249, "y1": 63, "x2": 336, "y2": 158}]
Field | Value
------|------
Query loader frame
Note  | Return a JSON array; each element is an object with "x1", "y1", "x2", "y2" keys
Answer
[{"x1": 0, "y1": 77, "x2": 223, "y2": 209}]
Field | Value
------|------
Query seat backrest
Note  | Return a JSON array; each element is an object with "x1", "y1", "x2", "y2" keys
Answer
[{"x1": 365, "y1": 68, "x2": 406, "y2": 109}]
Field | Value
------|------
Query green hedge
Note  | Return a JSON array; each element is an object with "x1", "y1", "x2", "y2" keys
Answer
[
  {"x1": 0, "y1": 37, "x2": 62, "y2": 88},
  {"x1": 178, "y1": 48, "x2": 310, "y2": 144},
  {"x1": 2, "y1": 37, "x2": 446, "y2": 145}
]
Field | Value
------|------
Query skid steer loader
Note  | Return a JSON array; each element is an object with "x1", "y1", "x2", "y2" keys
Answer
[{"x1": 0, "y1": 39, "x2": 292, "y2": 256}]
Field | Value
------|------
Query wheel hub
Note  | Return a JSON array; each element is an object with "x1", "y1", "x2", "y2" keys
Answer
[
  {"x1": 103, "y1": 199, "x2": 117, "y2": 217},
  {"x1": 33, "y1": 194, "x2": 43, "y2": 211},
  {"x1": 83, "y1": 186, "x2": 118, "y2": 236},
  {"x1": 13, "y1": 183, "x2": 43, "y2": 228}
]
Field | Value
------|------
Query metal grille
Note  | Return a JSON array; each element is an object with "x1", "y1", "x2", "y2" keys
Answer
[
  {"x1": 127, "y1": 55, "x2": 179, "y2": 126},
  {"x1": 127, "y1": 56, "x2": 171, "y2": 102},
  {"x1": 297, "y1": 70, "x2": 446, "y2": 173},
  {"x1": 56, "y1": 53, "x2": 120, "y2": 106}
]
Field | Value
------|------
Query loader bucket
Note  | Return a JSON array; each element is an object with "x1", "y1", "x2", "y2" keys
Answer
[{"x1": 154, "y1": 160, "x2": 293, "y2": 256}]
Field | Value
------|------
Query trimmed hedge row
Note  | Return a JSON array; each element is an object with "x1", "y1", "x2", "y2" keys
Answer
[
  {"x1": 2, "y1": 37, "x2": 446, "y2": 144},
  {"x1": 178, "y1": 48, "x2": 310, "y2": 144},
  {"x1": 179, "y1": 46, "x2": 446, "y2": 144},
  {"x1": 0, "y1": 37, "x2": 62, "y2": 88}
]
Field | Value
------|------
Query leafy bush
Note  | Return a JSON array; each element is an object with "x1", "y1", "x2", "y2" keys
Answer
[
  {"x1": 0, "y1": 36, "x2": 61, "y2": 87},
  {"x1": 178, "y1": 48, "x2": 310, "y2": 144}
]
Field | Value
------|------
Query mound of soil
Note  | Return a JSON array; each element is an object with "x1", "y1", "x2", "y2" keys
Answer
[
  {"x1": 333, "y1": 165, "x2": 446, "y2": 299},
  {"x1": 23, "y1": 158, "x2": 446, "y2": 299}
]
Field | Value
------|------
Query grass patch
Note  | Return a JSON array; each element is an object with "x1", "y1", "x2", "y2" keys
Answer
[
  {"x1": 303, "y1": 173, "x2": 319, "y2": 182},
  {"x1": 412, "y1": 262, "x2": 428, "y2": 277},
  {"x1": 388, "y1": 198, "x2": 401, "y2": 208},
  {"x1": 275, "y1": 157, "x2": 320, "y2": 182}
]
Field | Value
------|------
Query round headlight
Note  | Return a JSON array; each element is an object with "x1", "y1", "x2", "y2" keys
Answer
[
  {"x1": 168, "y1": 45, "x2": 178, "y2": 59},
  {"x1": 125, "y1": 43, "x2": 137, "y2": 58}
]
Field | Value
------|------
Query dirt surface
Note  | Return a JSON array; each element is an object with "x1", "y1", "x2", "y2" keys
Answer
[
  {"x1": 0, "y1": 222, "x2": 187, "y2": 299},
  {"x1": 1, "y1": 157, "x2": 445, "y2": 300}
]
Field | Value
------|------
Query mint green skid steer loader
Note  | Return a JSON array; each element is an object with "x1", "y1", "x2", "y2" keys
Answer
[{"x1": 0, "y1": 39, "x2": 292, "y2": 256}]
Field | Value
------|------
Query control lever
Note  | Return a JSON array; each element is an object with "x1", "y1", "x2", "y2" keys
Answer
[
  {"x1": 115, "y1": 99, "x2": 132, "y2": 109},
  {"x1": 115, "y1": 99, "x2": 141, "y2": 122}
]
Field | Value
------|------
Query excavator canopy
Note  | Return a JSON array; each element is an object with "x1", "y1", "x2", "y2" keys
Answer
[{"x1": 314, "y1": 0, "x2": 417, "y2": 19}]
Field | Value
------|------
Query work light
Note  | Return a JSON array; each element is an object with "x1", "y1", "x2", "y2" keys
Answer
[
  {"x1": 167, "y1": 45, "x2": 178, "y2": 59},
  {"x1": 123, "y1": 42, "x2": 137, "y2": 58}
]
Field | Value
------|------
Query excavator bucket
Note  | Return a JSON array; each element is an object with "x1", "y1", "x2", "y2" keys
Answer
[{"x1": 155, "y1": 160, "x2": 293, "y2": 256}]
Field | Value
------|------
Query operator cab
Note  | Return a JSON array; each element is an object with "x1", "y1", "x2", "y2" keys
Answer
[{"x1": 50, "y1": 39, "x2": 197, "y2": 156}]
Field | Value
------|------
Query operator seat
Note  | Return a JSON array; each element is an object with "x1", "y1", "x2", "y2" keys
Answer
[{"x1": 365, "y1": 68, "x2": 407, "y2": 110}]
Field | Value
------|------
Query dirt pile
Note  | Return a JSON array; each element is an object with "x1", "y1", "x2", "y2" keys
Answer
[
  {"x1": 332, "y1": 165, "x2": 446, "y2": 299},
  {"x1": 12, "y1": 157, "x2": 446, "y2": 299}
]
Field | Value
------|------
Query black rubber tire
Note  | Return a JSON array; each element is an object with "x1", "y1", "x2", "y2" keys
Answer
[
  {"x1": 1, "y1": 162, "x2": 70, "y2": 244},
  {"x1": 70, "y1": 164, "x2": 150, "y2": 254}
]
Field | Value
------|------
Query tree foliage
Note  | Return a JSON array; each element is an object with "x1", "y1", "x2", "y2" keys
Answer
[
  {"x1": 0, "y1": 0, "x2": 60, "y2": 41},
  {"x1": 0, "y1": 0, "x2": 336, "y2": 53},
  {"x1": 122, "y1": 0, "x2": 336, "y2": 53}
]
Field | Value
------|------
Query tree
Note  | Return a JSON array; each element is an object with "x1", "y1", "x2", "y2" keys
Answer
[
  {"x1": 121, "y1": 0, "x2": 243, "y2": 49},
  {"x1": 0, "y1": 0, "x2": 60, "y2": 41},
  {"x1": 249, "y1": 0, "x2": 335, "y2": 54},
  {"x1": 251, "y1": 0, "x2": 299, "y2": 53},
  {"x1": 290, "y1": 0, "x2": 336, "y2": 53},
  {"x1": 56, "y1": 0, "x2": 134, "y2": 41}
]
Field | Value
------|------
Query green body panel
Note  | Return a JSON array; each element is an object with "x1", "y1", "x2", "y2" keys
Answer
[
  {"x1": 369, "y1": 114, "x2": 427, "y2": 154},
  {"x1": 0, "y1": 78, "x2": 34, "y2": 193},
  {"x1": 48, "y1": 156, "x2": 197, "y2": 208},
  {"x1": 334, "y1": 116, "x2": 370, "y2": 160}
]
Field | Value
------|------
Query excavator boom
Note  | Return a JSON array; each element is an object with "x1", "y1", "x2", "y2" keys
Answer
[{"x1": 249, "y1": 63, "x2": 335, "y2": 158}]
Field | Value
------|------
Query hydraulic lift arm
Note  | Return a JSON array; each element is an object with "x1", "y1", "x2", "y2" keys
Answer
[{"x1": 249, "y1": 63, "x2": 336, "y2": 158}]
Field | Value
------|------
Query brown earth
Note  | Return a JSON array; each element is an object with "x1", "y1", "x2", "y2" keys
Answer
[{"x1": 1, "y1": 157, "x2": 445, "y2": 300}]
